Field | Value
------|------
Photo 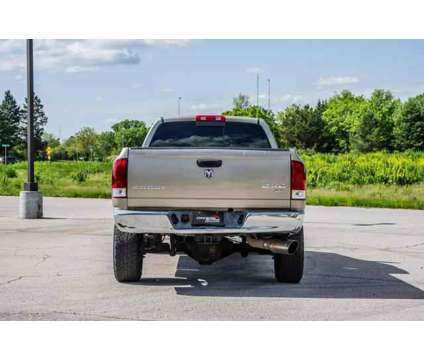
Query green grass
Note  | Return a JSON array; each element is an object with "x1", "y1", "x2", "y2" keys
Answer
[
  {"x1": 301, "y1": 151, "x2": 424, "y2": 209},
  {"x1": 307, "y1": 184, "x2": 424, "y2": 209},
  {"x1": 302, "y1": 151, "x2": 424, "y2": 186},
  {"x1": 0, "y1": 161, "x2": 111, "y2": 198},
  {"x1": 1, "y1": 153, "x2": 423, "y2": 209}
]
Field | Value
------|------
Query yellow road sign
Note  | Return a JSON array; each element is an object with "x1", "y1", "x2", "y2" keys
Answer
[{"x1": 47, "y1": 146, "x2": 52, "y2": 161}]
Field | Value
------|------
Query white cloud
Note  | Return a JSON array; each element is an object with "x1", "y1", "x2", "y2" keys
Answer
[
  {"x1": 65, "y1": 65, "x2": 97, "y2": 73},
  {"x1": 247, "y1": 93, "x2": 268, "y2": 104},
  {"x1": 142, "y1": 39, "x2": 191, "y2": 47},
  {"x1": 318, "y1": 75, "x2": 359, "y2": 88},
  {"x1": 160, "y1": 88, "x2": 174, "y2": 93},
  {"x1": 279, "y1": 94, "x2": 304, "y2": 104},
  {"x1": 190, "y1": 103, "x2": 221, "y2": 111},
  {"x1": 0, "y1": 39, "x2": 190, "y2": 73},
  {"x1": 245, "y1": 66, "x2": 263, "y2": 74}
]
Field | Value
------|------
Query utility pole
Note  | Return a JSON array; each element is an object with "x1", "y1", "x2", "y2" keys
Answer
[
  {"x1": 19, "y1": 39, "x2": 43, "y2": 219},
  {"x1": 267, "y1": 78, "x2": 271, "y2": 110},
  {"x1": 256, "y1": 73, "x2": 259, "y2": 119},
  {"x1": 178, "y1": 97, "x2": 182, "y2": 117}
]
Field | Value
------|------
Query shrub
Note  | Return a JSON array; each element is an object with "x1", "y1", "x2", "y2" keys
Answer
[
  {"x1": 303, "y1": 151, "x2": 424, "y2": 188},
  {"x1": 71, "y1": 170, "x2": 88, "y2": 183},
  {"x1": 5, "y1": 168, "x2": 17, "y2": 178},
  {"x1": 0, "y1": 174, "x2": 8, "y2": 186}
]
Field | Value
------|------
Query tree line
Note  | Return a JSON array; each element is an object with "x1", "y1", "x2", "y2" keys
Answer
[
  {"x1": 55, "y1": 120, "x2": 148, "y2": 160},
  {"x1": 0, "y1": 90, "x2": 149, "y2": 160},
  {"x1": 1, "y1": 88, "x2": 423, "y2": 161},
  {"x1": 226, "y1": 89, "x2": 424, "y2": 152}
]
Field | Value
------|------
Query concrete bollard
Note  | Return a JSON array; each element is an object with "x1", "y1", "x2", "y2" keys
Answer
[{"x1": 19, "y1": 191, "x2": 43, "y2": 219}]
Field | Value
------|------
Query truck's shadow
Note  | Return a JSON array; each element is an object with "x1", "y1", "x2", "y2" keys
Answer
[{"x1": 137, "y1": 251, "x2": 424, "y2": 299}]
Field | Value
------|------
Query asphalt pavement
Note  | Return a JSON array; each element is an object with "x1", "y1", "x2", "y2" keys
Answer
[{"x1": 0, "y1": 196, "x2": 423, "y2": 320}]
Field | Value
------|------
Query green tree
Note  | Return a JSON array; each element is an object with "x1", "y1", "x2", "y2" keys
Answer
[
  {"x1": 276, "y1": 100, "x2": 335, "y2": 151},
  {"x1": 223, "y1": 104, "x2": 279, "y2": 145},
  {"x1": 322, "y1": 90, "x2": 367, "y2": 152},
  {"x1": 95, "y1": 131, "x2": 116, "y2": 159},
  {"x1": 61, "y1": 135, "x2": 78, "y2": 159},
  {"x1": 232, "y1": 93, "x2": 250, "y2": 109},
  {"x1": 63, "y1": 127, "x2": 97, "y2": 160},
  {"x1": 42, "y1": 132, "x2": 60, "y2": 148},
  {"x1": 394, "y1": 94, "x2": 424, "y2": 150},
  {"x1": 111, "y1": 119, "x2": 148, "y2": 151},
  {"x1": 20, "y1": 95, "x2": 48, "y2": 156},
  {"x1": 0, "y1": 90, "x2": 21, "y2": 149},
  {"x1": 351, "y1": 90, "x2": 400, "y2": 152}
]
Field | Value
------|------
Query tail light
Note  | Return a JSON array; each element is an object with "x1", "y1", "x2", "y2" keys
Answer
[
  {"x1": 195, "y1": 114, "x2": 226, "y2": 122},
  {"x1": 291, "y1": 160, "x2": 306, "y2": 200},
  {"x1": 112, "y1": 158, "x2": 127, "y2": 198}
]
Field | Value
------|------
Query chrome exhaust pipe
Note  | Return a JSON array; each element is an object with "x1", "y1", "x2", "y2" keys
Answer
[{"x1": 246, "y1": 237, "x2": 298, "y2": 255}]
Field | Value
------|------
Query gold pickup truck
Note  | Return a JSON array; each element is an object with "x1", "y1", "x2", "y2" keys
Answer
[{"x1": 112, "y1": 115, "x2": 306, "y2": 283}]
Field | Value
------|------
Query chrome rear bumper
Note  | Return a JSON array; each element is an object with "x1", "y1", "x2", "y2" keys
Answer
[{"x1": 114, "y1": 208, "x2": 303, "y2": 235}]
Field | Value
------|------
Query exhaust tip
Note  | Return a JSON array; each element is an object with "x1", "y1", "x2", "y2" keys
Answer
[{"x1": 287, "y1": 241, "x2": 298, "y2": 255}]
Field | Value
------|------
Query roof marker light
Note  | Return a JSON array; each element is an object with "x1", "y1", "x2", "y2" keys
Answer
[{"x1": 195, "y1": 115, "x2": 226, "y2": 122}]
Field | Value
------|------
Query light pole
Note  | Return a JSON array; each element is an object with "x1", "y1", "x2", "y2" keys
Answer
[
  {"x1": 2, "y1": 144, "x2": 10, "y2": 164},
  {"x1": 267, "y1": 78, "x2": 271, "y2": 111},
  {"x1": 25, "y1": 39, "x2": 36, "y2": 191},
  {"x1": 19, "y1": 39, "x2": 43, "y2": 219},
  {"x1": 178, "y1": 97, "x2": 182, "y2": 117},
  {"x1": 256, "y1": 73, "x2": 259, "y2": 119}
]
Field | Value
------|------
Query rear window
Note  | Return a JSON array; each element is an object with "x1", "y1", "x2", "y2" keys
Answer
[{"x1": 149, "y1": 121, "x2": 271, "y2": 148}]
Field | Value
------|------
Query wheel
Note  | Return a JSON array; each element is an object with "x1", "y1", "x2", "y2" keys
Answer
[
  {"x1": 274, "y1": 228, "x2": 304, "y2": 283},
  {"x1": 113, "y1": 226, "x2": 143, "y2": 282}
]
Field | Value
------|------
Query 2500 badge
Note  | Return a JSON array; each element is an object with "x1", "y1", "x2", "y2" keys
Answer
[{"x1": 261, "y1": 183, "x2": 287, "y2": 192}]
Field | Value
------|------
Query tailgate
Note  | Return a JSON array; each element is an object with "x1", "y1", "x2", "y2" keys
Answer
[{"x1": 127, "y1": 148, "x2": 291, "y2": 209}]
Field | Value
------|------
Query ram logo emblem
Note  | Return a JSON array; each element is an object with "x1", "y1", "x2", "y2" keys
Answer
[{"x1": 204, "y1": 168, "x2": 215, "y2": 179}]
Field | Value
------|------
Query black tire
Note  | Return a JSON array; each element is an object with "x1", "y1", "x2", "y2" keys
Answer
[
  {"x1": 274, "y1": 228, "x2": 304, "y2": 283},
  {"x1": 113, "y1": 226, "x2": 143, "y2": 282}
]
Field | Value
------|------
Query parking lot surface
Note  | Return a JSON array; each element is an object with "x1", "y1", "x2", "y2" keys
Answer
[{"x1": 0, "y1": 196, "x2": 423, "y2": 320}]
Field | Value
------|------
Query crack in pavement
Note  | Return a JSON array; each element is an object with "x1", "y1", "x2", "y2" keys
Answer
[
  {"x1": 0, "y1": 276, "x2": 24, "y2": 286},
  {"x1": 384, "y1": 241, "x2": 424, "y2": 251}
]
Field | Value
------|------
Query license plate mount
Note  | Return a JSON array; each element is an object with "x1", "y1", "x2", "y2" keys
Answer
[{"x1": 191, "y1": 211, "x2": 224, "y2": 226}]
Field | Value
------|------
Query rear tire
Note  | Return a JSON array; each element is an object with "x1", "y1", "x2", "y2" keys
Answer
[
  {"x1": 274, "y1": 228, "x2": 304, "y2": 283},
  {"x1": 113, "y1": 226, "x2": 143, "y2": 282}
]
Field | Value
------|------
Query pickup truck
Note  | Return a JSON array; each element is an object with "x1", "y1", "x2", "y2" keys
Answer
[{"x1": 112, "y1": 115, "x2": 306, "y2": 283}]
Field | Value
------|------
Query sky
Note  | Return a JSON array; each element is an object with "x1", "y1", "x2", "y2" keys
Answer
[{"x1": 0, "y1": 39, "x2": 424, "y2": 139}]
